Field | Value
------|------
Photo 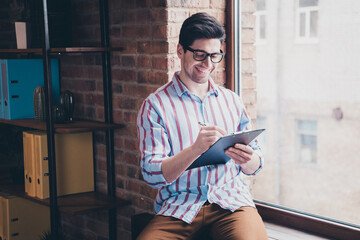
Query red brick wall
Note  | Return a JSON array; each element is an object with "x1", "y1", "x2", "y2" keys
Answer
[{"x1": 0, "y1": 0, "x2": 257, "y2": 239}]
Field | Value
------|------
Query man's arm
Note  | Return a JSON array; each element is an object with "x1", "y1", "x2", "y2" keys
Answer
[{"x1": 162, "y1": 125, "x2": 226, "y2": 183}]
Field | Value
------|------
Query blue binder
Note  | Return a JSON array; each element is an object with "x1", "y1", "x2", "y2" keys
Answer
[
  {"x1": 0, "y1": 59, "x2": 60, "y2": 120},
  {"x1": 0, "y1": 60, "x2": 4, "y2": 118}
]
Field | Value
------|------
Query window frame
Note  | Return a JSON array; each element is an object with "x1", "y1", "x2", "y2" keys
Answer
[
  {"x1": 295, "y1": 0, "x2": 319, "y2": 44},
  {"x1": 226, "y1": 0, "x2": 360, "y2": 238},
  {"x1": 255, "y1": 0, "x2": 267, "y2": 44},
  {"x1": 296, "y1": 119, "x2": 317, "y2": 164}
]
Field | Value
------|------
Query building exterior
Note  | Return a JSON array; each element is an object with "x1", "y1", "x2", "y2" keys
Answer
[{"x1": 252, "y1": 0, "x2": 360, "y2": 226}]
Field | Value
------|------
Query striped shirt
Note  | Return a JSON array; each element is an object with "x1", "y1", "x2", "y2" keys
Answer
[{"x1": 137, "y1": 72, "x2": 263, "y2": 224}]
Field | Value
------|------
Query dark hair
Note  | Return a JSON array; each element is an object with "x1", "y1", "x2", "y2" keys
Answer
[{"x1": 179, "y1": 12, "x2": 225, "y2": 51}]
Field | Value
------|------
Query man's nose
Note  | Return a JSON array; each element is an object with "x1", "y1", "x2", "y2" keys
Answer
[{"x1": 202, "y1": 56, "x2": 212, "y2": 67}]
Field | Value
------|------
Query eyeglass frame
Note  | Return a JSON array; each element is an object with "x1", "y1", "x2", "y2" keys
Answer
[{"x1": 184, "y1": 46, "x2": 225, "y2": 63}]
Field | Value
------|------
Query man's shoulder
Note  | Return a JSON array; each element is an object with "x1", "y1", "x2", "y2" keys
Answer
[{"x1": 143, "y1": 81, "x2": 175, "y2": 103}]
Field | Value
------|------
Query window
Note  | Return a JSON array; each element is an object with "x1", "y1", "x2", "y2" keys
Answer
[
  {"x1": 296, "y1": 0, "x2": 319, "y2": 42},
  {"x1": 231, "y1": 0, "x2": 360, "y2": 235},
  {"x1": 255, "y1": 0, "x2": 267, "y2": 43},
  {"x1": 256, "y1": 116, "x2": 267, "y2": 155},
  {"x1": 296, "y1": 120, "x2": 317, "y2": 163}
]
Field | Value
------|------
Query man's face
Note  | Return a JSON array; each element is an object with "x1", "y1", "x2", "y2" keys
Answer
[{"x1": 178, "y1": 38, "x2": 222, "y2": 84}]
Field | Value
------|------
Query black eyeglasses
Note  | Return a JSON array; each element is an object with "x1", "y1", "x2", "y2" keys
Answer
[{"x1": 185, "y1": 46, "x2": 225, "y2": 63}]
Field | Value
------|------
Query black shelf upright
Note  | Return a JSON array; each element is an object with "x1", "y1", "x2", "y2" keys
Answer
[
  {"x1": 99, "y1": 0, "x2": 118, "y2": 239},
  {"x1": 39, "y1": 0, "x2": 119, "y2": 238},
  {"x1": 41, "y1": 0, "x2": 60, "y2": 236}
]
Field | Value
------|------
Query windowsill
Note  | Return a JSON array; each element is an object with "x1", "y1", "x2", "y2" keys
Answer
[
  {"x1": 256, "y1": 201, "x2": 360, "y2": 239},
  {"x1": 265, "y1": 221, "x2": 329, "y2": 240}
]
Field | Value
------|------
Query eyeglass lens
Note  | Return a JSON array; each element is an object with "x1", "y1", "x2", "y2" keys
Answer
[{"x1": 193, "y1": 51, "x2": 223, "y2": 63}]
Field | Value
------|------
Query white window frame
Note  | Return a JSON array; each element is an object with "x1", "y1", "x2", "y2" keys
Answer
[
  {"x1": 255, "y1": 7, "x2": 267, "y2": 44},
  {"x1": 296, "y1": 119, "x2": 317, "y2": 164},
  {"x1": 295, "y1": 0, "x2": 319, "y2": 44}
]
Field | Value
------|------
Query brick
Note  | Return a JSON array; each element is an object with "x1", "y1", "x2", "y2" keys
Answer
[
  {"x1": 111, "y1": 10, "x2": 137, "y2": 24},
  {"x1": 137, "y1": 55, "x2": 152, "y2": 68},
  {"x1": 116, "y1": 40, "x2": 137, "y2": 54},
  {"x1": 151, "y1": 0, "x2": 167, "y2": 7},
  {"x1": 242, "y1": 59, "x2": 256, "y2": 74},
  {"x1": 152, "y1": 24, "x2": 168, "y2": 40},
  {"x1": 74, "y1": 79, "x2": 97, "y2": 92},
  {"x1": 150, "y1": 9, "x2": 168, "y2": 23},
  {"x1": 242, "y1": 12, "x2": 256, "y2": 28},
  {"x1": 124, "y1": 138, "x2": 139, "y2": 151},
  {"x1": 167, "y1": 0, "x2": 209, "y2": 8},
  {"x1": 140, "y1": 183, "x2": 158, "y2": 199},
  {"x1": 168, "y1": 23, "x2": 182, "y2": 38},
  {"x1": 112, "y1": 69, "x2": 137, "y2": 81},
  {"x1": 168, "y1": 41, "x2": 178, "y2": 54},
  {"x1": 123, "y1": 110, "x2": 138, "y2": 123},
  {"x1": 121, "y1": 0, "x2": 136, "y2": 9},
  {"x1": 168, "y1": 55, "x2": 181, "y2": 71},
  {"x1": 122, "y1": 25, "x2": 151, "y2": 39},
  {"x1": 136, "y1": 9, "x2": 151, "y2": 24},
  {"x1": 124, "y1": 151, "x2": 140, "y2": 165},
  {"x1": 242, "y1": 28, "x2": 256, "y2": 43},
  {"x1": 210, "y1": 0, "x2": 226, "y2": 9},
  {"x1": 213, "y1": 11, "x2": 226, "y2": 25},
  {"x1": 241, "y1": 75, "x2": 257, "y2": 89},
  {"x1": 113, "y1": 95, "x2": 137, "y2": 110},
  {"x1": 136, "y1": 0, "x2": 152, "y2": 8},
  {"x1": 242, "y1": 43, "x2": 256, "y2": 59},
  {"x1": 242, "y1": 0, "x2": 256, "y2": 13},
  {"x1": 138, "y1": 41, "x2": 169, "y2": 54},
  {"x1": 112, "y1": 81, "x2": 123, "y2": 94},
  {"x1": 121, "y1": 55, "x2": 136, "y2": 67},
  {"x1": 137, "y1": 70, "x2": 168, "y2": 85},
  {"x1": 110, "y1": 26, "x2": 122, "y2": 38},
  {"x1": 168, "y1": 9, "x2": 190, "y2": 23},
  {"x1": 127, "y1": 179, "x2": 141, "y2": 192},
  {"x1": 152, "y1": 56, "x2": 168, "y2": 70},
  {"x1": 242, "y1": 89, "x2": 257, "y2": 105}
]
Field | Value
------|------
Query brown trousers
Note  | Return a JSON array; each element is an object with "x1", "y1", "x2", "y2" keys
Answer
[{"x1": 137, "y1": 203, "x2": 268, "y2": 240}]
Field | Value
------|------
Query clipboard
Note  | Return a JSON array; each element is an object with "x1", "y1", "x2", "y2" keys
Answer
[{"x1": 187, "y1": 129, "x2": 265, "y2": 170}]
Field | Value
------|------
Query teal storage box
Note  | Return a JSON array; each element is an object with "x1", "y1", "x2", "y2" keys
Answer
[{"x1": 0, "y1": 59, "x2": 60, "y2": 120}]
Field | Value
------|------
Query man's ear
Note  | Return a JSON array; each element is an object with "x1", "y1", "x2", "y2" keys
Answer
[{"x1": 177, "y1": 44, "x2": 184, "y2": 59}]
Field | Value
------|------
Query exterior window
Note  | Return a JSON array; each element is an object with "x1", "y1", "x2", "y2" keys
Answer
[
  {"x1": 296, "y1": 0, "x2": 319, "y2": 42},
  {"x1": 256, "y1": 116, "x2": 267, "y2": 154},
  {"x1": 244, "y1": 0, "x2": 360, "y2": 229},
  {"x1": 296, "y1": 120, "x2": 317, "y2": 163},
  {"x1": 256, "y1": 0, "x2": 267, "y2": 42}
]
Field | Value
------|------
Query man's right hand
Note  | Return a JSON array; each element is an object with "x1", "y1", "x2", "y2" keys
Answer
[
  {"x1": 161, "y1": 125, "x2": 226, "y2": 183},
  {"x1": 192, "y1": 125, "x2": 227, "y2": 156}
]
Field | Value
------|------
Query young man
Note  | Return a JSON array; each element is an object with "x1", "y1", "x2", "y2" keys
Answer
[{"x1": 137, "y1": 12, "x2": 267, "y2": 239}]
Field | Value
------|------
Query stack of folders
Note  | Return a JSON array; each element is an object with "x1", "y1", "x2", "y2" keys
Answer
[
  {"x1": 22, "y1": 131, "x2": 94, "y2": 199},
  {"x1": 0, "y1": 59, "x2": 60, "y2": 119},
  {"x1": 0, "y1": 191, "x2": 50, "y2": 240}
]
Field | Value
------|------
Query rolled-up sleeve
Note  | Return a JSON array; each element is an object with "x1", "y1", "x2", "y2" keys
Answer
[{"x1": 137, "y1": 99, "x2": 172, "y2": 189}]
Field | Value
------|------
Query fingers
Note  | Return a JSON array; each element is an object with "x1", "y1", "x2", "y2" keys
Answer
[
  {"x1": 199, "y1": 125, "x2": 226, "y2": 136},
  {"x1": 233, "y1": 144, "x2": 253, "y2": 154},
  {"x1": 225, "y1": 144, "x2": 253, "y2": 163}
]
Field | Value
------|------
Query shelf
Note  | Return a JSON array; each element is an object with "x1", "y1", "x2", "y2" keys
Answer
[
  {"x1": 0, "y1": 48, "x2": 43, "y2": 53},
  {"x1": 0, "y1": 183, "x2": 130, "y2": 215},
  {"x1": 0, "y1": 47, "x2": 124, "y2": 55},
  {"x1": 0, "y1": 118, "x2": 125, "y2": 133}
]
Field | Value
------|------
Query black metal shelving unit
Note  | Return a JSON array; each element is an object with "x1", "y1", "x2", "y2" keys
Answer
[{"x1": 0, "y1": 0, "x2": 129, "y2": 239}]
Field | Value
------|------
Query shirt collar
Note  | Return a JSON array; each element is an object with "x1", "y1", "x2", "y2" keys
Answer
[{"x1": 172, "y1": 72, "x2": 219, "y2": 97}]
